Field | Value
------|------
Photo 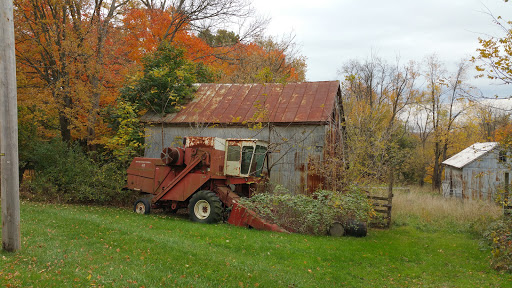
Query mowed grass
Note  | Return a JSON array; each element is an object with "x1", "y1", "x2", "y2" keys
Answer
[{"x1": 0, "y1": 195, "x2": 510, "y2": 287}]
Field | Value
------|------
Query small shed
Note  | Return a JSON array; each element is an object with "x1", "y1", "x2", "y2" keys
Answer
[
  {"x1": 442, "y1": 142, "x2": 510, "y2": 200},
  {"x1": 141, "y1": 81, "x2": 345, "y2": 194}
]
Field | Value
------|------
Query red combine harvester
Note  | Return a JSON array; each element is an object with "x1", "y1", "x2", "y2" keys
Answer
[{"x1": 126, "y1": 136, "x2": 287, "y2": 233}]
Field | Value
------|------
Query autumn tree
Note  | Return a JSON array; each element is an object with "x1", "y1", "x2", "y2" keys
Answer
[
  {"x1": 337, "y1": 55, "x2": 483, "y2": 190},
  {"x1": 496, "y1": 124, "x2": 512, "y2": 150},
  {"x1": 14, "y1": 0, "x2": 264, "y2": 145},
  {"x1": 122, "y1": 3, "x2": 304, "y2": 84},
  {"x1": 121, "y1": 7, "x2": 202, "y2": 63},
  {"x1": 138, "y1": 0, "x2": 267, "y2": 47},
  {"x1": 420, "y1": 56, "x2": 474, "y2": 191},
  {"x1": 14, "y1": 0, "x2": 128, "y2": 145},
  {"x1": 15, "y1": 0, "x2": 81, "y2": 142},
  {"x1": 124, "y1": 0, "x2": 306, "y2": 84},
  {"x1": 216, "y1": 34, "x2": 307, "y2": 83},
  {"x1": 14, "y1": 0, "x2": 305, "y2": 161},
  {"x1": 472, "y1": 102, "x2": 511, "y2": 140},
  {"x1": 339, "y1": 55, "x2": 418, "y2": 184},
  {"x1": 85, "y1": 0, "x2": 130, "y2": 153},
  {"x1": 473, "y1": 7, "x2": 512, "y2": 86}
]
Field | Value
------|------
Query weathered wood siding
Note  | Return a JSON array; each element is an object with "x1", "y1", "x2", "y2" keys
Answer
[
  {"x1": 443, "y1": 167, "x2": 464, "y2": 198},
  {"x1": 443, "y1": 149, "x2": 511, "y2": 200},
  {"x1": 144, "y1": 124, "x2": 327, "y2": 194}
]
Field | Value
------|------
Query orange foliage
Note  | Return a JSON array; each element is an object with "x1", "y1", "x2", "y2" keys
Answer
[
  {"x1": 121, "y1": 8, "x2": 303, "y2": 83},
  {"x1": 495, "y1": 124, "x2": 512, "y2": 147},
  {"x1": 122, "y1": 8, "x2": 168, "y2": 62},
  {"x1": 122, "y1": 8, "x2": 216, "y2": 65},
  {"x1": 15, "y1": 2, "x2": 304, "y2": 144},
  {"x1": 14, "y1": 0, "x2": 130, "y2": 142}
]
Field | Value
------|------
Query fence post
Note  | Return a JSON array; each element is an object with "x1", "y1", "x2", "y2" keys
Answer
[
  {"x1": 387, "y1": 171, "x2": 394, "y2": 228},
  {"x1": 505, "y1": 173, "x2": 510, "y2": 217}
]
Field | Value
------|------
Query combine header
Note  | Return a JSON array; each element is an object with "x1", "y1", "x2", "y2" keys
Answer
[{"x1": 126, "y1": 137, "x2": 287, "y2": 233}]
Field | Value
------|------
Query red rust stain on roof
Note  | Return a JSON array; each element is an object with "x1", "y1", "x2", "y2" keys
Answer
[{"x1": 147, "y1": 81, "x2": 339, "y2": 124}]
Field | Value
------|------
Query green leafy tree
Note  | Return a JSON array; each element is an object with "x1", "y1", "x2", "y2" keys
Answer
[
  {"x1": 102, "y1": 101, "x2": 145, "y2": 164},
  {"x1": 198, "y1": 29, "x2": 239, "y2": 47},
  {"x1": 121, "y1": 44, "x2": 216, "y2": 115}
]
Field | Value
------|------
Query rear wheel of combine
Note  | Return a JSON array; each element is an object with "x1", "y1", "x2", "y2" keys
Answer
[
  {"x1": 134, "y1": 198, "x2": 151, "y2": 215},
  {"x1": 188, "y1": 190, "x2": 222, "y2": 224}
]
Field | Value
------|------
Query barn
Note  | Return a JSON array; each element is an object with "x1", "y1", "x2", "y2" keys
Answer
[
  {"x1": 141, "y1": 81, "x2": 345, "y2": 194},
  {"x1": 442, "y1": 142, "x2": 510, "y2": 200}
]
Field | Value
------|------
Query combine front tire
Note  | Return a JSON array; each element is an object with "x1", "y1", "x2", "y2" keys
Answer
[
  {"x1": 188, "y1": 190, "x2": 223, "y2": 224},
  {"x1": 134, "y1": 198, "x2": 151, "y2": 215}
]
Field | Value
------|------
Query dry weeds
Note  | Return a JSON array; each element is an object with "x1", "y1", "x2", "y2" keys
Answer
[{"x1": 390, "y1": 186, "x2": 503, "y2": 233}]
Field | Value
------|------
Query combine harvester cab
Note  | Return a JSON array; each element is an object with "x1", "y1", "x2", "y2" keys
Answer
[{"x1": 126, "y1": 137, "x2": 288, "y2": 233}]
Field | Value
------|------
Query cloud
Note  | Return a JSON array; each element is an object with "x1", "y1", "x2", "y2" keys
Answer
[{"x1": 251, "y1": 0, "x2": 512, "y2": 97}]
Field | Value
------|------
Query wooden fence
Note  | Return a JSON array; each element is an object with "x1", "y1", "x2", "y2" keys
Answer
[
  {"x1": 369, "y1": 194, "x2": 393, "y2": 228},
  {"x1": 365, "y1": 187, "x2": 408, "y2": 229}
]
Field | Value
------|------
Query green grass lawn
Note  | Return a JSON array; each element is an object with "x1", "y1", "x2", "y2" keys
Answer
[{"x1": 1, "y1": 201, "x2": 510, "y2": 287}]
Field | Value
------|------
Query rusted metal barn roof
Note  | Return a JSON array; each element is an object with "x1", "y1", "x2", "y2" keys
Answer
[
  {"x1": 141, "y1": 81, "x2": 340, "y2": 124},
  {"x1": 442, "y1": 142, "x2": 498, "y2": 169}
]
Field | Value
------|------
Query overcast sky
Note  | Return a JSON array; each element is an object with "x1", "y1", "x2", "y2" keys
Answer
[{"x1": 251, "y1": 0, "x2": 512, "y2": 98}]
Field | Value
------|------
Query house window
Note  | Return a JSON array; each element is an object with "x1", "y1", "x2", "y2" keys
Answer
[{"x1": 499, "y1": 150, "x2": 507, "y2": 163}]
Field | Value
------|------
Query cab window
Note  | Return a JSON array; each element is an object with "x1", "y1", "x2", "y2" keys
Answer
[
  {"x1": 251, "y1": 145, "x2": 267, "y2": 176},
  {"x1": 227, "y1": 145, "x2": 241, "y2": 161},
  {"x1": 240, "y1": 146, "x2": 254, "y2": 175}
]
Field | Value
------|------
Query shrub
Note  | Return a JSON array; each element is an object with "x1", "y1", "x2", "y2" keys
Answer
[
  {"x1": 483, "y1": 218, "x2": 512, "y2": 272},
  {"x1": 238, "y1": 185, "x2": 375, "y2": 235},
  {"x1": 320, "y1": 187, "x2": 376, "y2": 223},
  {"x1": 25, "y1": 139, "x2": 135, "y2": 205}
]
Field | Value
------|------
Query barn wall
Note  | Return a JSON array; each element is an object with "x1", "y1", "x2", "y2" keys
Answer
[
  {"x1": 465, "y1": 150, "x2": 501, "y2": 170},
  {"x1": 464, "y1": 149, "x2": 509, "y2": 201},
  {"x1": 144, "y1": 123, "x2": 327, "y2": 194}
]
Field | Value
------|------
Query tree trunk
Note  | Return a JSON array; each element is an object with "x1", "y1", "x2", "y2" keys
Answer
[
  {"x1": 87, "y1": 0, "x2": 118, "y2": 154},
  {"x1": 87, "y1": 74, "x2": 100, "y2": 154},
  {"x1": 432, "y1": 141, "x2": 442, "y2": 192},
  {"x1": 59, "y1": 113, "x2": 72, "y2": 142},
  {"x1": 58, "y1": 93, "x2": 72, "y2": 142}
]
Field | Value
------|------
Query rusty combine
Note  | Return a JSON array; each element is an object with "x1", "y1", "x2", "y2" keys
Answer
[{"x1": 126, "y1": 136, "x2": 287, "y2": 233}]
